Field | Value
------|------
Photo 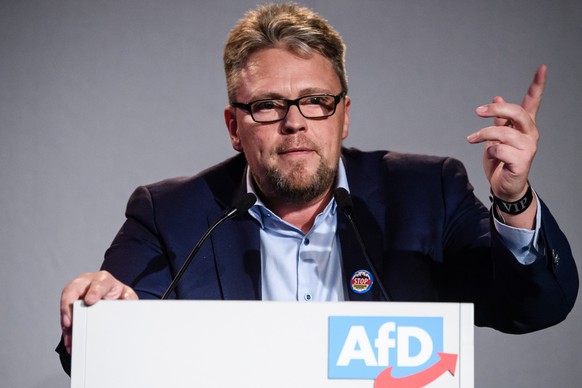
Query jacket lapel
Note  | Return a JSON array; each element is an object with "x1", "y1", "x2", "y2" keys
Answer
[
  {"x1": 203, "y1": 156, "x2": 262, "y2": 300},
  {"x1": 210, "y1": 211, "x2": 262, "y2": 300},
  {"x1": 340, "y1": 150, "x2": 390, "y2": 302}
]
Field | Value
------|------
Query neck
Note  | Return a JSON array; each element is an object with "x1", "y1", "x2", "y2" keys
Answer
[{"x1": 262, "y1": 189, "x2": 333, "y2": 233}]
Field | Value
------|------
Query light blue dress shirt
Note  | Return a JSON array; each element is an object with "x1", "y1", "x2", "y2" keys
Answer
[
  {"x1": 247, "y1": 162, "x2": 350, "y2": 302},
  {"x1": 246, "y1": 161, "x2": 542, "y2": 302}
]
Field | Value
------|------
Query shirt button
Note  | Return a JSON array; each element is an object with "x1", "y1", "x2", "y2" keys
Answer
[
  {"x1": 304, "y1": 293, "x2": 312, "y2": 301},
  {"x1": 304, "y1": 238, "x2": 310, "y2": 246}
]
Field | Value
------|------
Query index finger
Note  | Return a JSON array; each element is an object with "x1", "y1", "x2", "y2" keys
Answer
[
  {"x1": 522, "y1": 64, "x2": 547, "y2": 122},
  {"x1": 475, "y1": 101, "x2": 535, "y2": 135}
]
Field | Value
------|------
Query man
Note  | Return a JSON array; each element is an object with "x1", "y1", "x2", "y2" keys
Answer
[{"x1": 57, "y1": 3, "x2": 578, "y2": 374}]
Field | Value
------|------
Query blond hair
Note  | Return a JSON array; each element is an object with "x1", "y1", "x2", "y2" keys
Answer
[{"x1": 223, "y1": 3, "x2": 347, "y2": 102}]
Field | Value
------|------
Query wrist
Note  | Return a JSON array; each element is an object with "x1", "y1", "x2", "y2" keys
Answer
[{"x1": 490, "y1": 184, "x2": 533, "y2": 215}]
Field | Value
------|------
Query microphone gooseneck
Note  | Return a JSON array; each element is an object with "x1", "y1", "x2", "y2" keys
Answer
[
  {"x1": 333, "y1": 188, "x2": 390, "y2": 301},
  {"x1": 333, "y1": 186, "x2": 354, "y2": 216},
  {"x1": 161, "y1": 192, "x2": 257, "y2": 300}
]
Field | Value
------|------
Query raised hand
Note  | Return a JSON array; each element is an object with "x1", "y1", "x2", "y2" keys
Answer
[{"x1": 467, "y1": 65, "x2": 546, "y2": 228}]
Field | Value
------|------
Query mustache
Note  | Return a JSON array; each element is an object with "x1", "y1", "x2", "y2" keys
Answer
[{"x1": 275, "y1": 136, "x2": 319, "y2": 154}]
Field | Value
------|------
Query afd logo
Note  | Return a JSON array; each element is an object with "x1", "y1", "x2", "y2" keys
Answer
[{"x1": 328, "y1": 316, "x2": 445, "y2": 381}]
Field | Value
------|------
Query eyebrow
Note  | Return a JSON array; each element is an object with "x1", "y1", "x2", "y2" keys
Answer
[{"x1": 249, "y1": 88, "x2": 336, "y2": 101}]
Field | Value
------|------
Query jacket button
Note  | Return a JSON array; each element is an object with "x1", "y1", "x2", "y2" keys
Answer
[{"x1": 552, "y1": 249, "x2": 560, "y2": 266}]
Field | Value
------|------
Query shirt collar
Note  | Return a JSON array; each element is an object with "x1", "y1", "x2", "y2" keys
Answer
[{"x1": 245, "y1": 159, "x2": 350, "y2": 228}]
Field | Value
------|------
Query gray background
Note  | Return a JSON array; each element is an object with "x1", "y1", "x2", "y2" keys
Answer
[{"x1": 1, "y1": 0, "x2": 580, "y2": 387}]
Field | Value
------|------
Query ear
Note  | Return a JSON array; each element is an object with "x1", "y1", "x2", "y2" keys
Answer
[
  {"x1": 224, "y1": 106, "x2": 243, "y2": 152},
  {"x1": 341, "y1": 95, "x2": 351, "y2": 140}
]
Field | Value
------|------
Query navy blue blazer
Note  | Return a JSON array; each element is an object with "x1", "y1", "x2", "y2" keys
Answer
[
  {"x1": 57, "y1": 148, "x2": 578, "y2": 373},
  {"x1": 102, "y1": 147, "x2": 577, "y2": 330}
]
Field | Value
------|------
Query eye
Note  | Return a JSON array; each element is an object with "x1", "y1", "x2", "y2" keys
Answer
[
  {"x1": 252, "y1": 99, "x2": 285, "y2": 112},
  {"x1": 307, "y1": 96, "x2": 323, "y2": 105},
  {"x1": 255, "y1": 101, "x2": 274, "y2": 110},
  {"x1": 303, "y1": 95, "x2": 334, "y2": 106}
]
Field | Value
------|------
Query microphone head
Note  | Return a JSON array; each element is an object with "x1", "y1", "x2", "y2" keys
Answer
[
  {"x1": 234, "y1": 192, "x2": 257, "y2": 215},
  {"x1": 333, "y1": 187, "x2": 353, "y2": 216}
]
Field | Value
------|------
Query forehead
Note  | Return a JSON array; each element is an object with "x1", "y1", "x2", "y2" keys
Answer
[{"x1": 236, "y1": 47, "x2": 341, "y2": 101}]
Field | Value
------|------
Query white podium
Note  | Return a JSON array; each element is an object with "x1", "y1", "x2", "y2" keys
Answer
[{"x1": 71, "y1": 300, "x2": 474, "y2": 388}]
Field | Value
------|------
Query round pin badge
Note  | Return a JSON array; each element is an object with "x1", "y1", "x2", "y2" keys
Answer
[{"x1": 350, "y1": 269, "x2": 374, "y2": 294}]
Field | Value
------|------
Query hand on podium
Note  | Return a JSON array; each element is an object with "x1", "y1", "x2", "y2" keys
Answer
[{"x1": 60, "y1": 270, "x2": 138, "y2": 354}]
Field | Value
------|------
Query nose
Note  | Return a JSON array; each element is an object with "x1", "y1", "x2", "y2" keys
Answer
[{"x1": 280, "y1": 104, "x2": 306, "y2": 134}]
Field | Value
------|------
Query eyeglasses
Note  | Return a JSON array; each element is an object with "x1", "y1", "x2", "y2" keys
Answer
[{"x1": 231, "y1": 92, "x2": 346, "y2": 124}]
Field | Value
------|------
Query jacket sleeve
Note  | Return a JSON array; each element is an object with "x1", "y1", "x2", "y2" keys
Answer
[
  {"x1": 485, "y1": 198, "x2": 578, "y2": 333},
  {"x1": 440, "y1": 157, "x2": 578, "y2": 333},
  {"x1": 101, "y1": 185, "x2": 174, "y2": 299}
]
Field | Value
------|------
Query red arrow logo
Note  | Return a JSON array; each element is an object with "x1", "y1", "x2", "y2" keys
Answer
[{"x1": 374, "y1": 352, "x2": 458, "y2": 388}]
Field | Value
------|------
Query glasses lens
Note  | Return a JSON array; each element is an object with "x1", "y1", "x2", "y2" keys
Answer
[
  {"x1": 299, "y1": 95, "x2": 337, "y2": 118},
  {"x1": 250, "y1": 99, "x2": 287, "y2": 122}
]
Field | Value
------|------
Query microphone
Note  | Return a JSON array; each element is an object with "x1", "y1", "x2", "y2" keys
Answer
[
  {"x1": 161, "y1": 192, "x2": 257, "y2": 300},
  {"x1": 333, "y1": 188, "x2": 390, "y2": 301}
]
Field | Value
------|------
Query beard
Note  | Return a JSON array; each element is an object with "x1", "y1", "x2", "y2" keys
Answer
[
  {"x1": 261, "y1": 157, "x2": 337, "y2": 204},
  {"x1": 250, "y1": 137, "x2": 338, "y2": 204}
]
